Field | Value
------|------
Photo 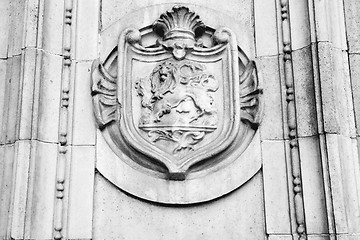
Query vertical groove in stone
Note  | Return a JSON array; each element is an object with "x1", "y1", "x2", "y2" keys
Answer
[
  {"x1": 307, "y1": 0, "x2": 337, "y2": 237},
  {"x1": 54, "y1": 0, "x2": 73, "y2": 239},
  {"x1": 280, "y1": 0, "x2": 307, "y2": 239}
]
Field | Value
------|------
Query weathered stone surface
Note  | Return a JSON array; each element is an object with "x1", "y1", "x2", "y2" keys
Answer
[
  {"x1": 349, "y1": 54, "x2": 360, "y2": 136},
  {"x1": 18, "y1": 49, "x2": 38, "y2": 140},
  {"x1": 75, "y1": 0, "x2": 100, "y2": 60},
  {"x1": 268, "y1": 236, "x2": 292, "y2": 240},
  {"x1": 317, "y1": 42, "x2": 356, "y2": 136},
  {"x1": 298, "y1": 136, "x2": 328, "y2": 234},
  {"x1": 0, "y1": 146, "x2": 5, "y2": 238},
  {"x1": 289, "y1": 0, "x2": 311, "y2": 50},
  {"x1": 10, "y1": 141, "x2": 31, "y2": 239},
  {"x1": 1, "y1": 0, "x2": 360, "y2": 239},
  {"x1": 67, "y1": 146, "x2": 95, "y2": 239},
  {"x1": 292, "y1": 46, "x2": 318, "y2": 137},
  {"x1": 326, "y1": 134, "x2": 360, "y2": 234},
  {"x1": 0, "y1": 0, "x2": 10, "y2": 58},
  {"x1": 71, "y1": 61, "x2": 96, "y2": 145},
  {"x1": 24, "y1": 141, "x2": 57, "y2": 239},
  {"x1": 254, "y1": 0, "x2": 278, "y2": 56},
  {"x1": 94, "y1": 172, "x2": 265, "y2": 240},
  {"x1": 23, "y1": 0, "x2": 40, "y2": 48},
  {"x1": 344, "y1": 0, "x2": 360, "y2": 53},
  {"x1": 313, "y1": 0, "x2": 347, "y2": 50},
  {"x1": 257, "y1": 56, "x2": 284, "y2": 140},
  {"x1": 96, "y1": 129, "x2": 262, "y2": 204},
  {"x1": 7, "y1": 0, "x2": 26, "y2": 57},
  {"x1": 310, "y1": 43, "x2": 325, "y2": 135},
  {"x1": 95, "y1": 6, "x2": 262, "y2": 203},
  {"x1": 100, "y1": 4, "x2": 256, "y2": 62},
  {"x1": 40, "y1": 1, "x2": 65, "y2": 55},
  {"x1": 0, "y1": 60, "x2": 8, "y2": 144},
  {"x1": 325, "y1": 134, "x2": 349, "y2": 234},
  {"x1": 5, "y1": 55, "x2": 22, "y2": 144},
  {"x1": 101, "y1": 0, "x2": 252, "y2": 32},
  {"x1": 33, "y1": 52, "x2": 62, "y2": 143},
  {"x1": 262, "y1": 140, "x2": 291, "y2": 234},
  {"x1": 0, "y1": 145, "x2": 15, "y2": 239},
  {"x1": 338, "y1": 235, "x2": 360, "y2": 240},
  {"x1": 307, "y1": 236, "x2": 334, "y2": 240}
]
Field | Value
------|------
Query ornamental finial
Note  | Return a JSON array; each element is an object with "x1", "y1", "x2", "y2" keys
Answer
[{"x1": 153, "y1": 6, "x2": 206, "y2": 60}]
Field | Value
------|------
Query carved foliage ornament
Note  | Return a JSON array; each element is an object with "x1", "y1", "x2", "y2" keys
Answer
[{"x1": 92, "y1": 6, "x2": 262, "y2": 182}]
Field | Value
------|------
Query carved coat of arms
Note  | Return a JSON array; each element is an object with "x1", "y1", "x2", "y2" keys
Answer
[{"x1": 92, "y1": 6, "x2": 262, "y2": 181}]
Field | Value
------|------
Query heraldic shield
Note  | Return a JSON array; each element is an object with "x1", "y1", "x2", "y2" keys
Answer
[{"x1": 92, "y1": 6, "x2": 262, "y2": 185}]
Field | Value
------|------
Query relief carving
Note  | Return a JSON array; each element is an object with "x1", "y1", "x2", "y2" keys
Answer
[
  {"x1": 153, "y1": 6, "x2": 205, "y2": 60},
  {"x1": 91, "y1": 6, "x2": 262, "y2": 183},
  {"x1": 135, "y1": 60, "x2": 218, "y2": 153}
]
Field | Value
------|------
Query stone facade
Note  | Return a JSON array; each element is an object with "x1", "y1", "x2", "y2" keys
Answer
[{"x1": 0, "y1": 0, "x2": 360, "y2": 240}]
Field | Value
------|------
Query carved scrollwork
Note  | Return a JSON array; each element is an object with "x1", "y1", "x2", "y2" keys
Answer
[
  {"x1": 91, "y1": 59, "x2": 119, "y2": 129},
  {"x1": 239, "y1": 61, "x2": 262, "y2": 128}
]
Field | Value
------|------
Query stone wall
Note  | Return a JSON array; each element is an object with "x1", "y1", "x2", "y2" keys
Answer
[{"x1": 0, "y1": 0, "x2": 359, "y2": 239}]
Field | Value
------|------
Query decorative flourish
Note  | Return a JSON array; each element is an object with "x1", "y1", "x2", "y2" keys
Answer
[
  {"x1": 54, "y1": 0, "x2": 73, "y2": 239},
  {"x1": 153, "y1": 6, "x2": 206, "y2": 60},
  {"x1": 239, "y1": 61, "x2": 262, "y2": 128},
  {"x1": 91, "y1": 59, "x2": 119, "y2": 129},
  {"x1": 148, "y1": 130, "x2": 205, "y2": 153},
  {"x1": 136, "y1": 60, "x2": 218, "y2": 152},
  {"x1": 280, "y1": 0, "x2": 307, "y2": 239}
]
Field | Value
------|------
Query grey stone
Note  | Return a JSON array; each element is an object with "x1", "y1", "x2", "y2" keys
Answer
[
  {"x1": 254, "y1": 0, "x2": 278, "y2": 56},
  {"x1": 0, "y1": 0, "x2": 10, "y2": 58},
  {"x1": 93, "y1": 172, "x2": 266, "y2": 240},
  {"x1": 292, "y1": 46, "x2": 318, "y2": 137},
  {"x1": 0, "y1": 60, "x2": 8, "y2": 144},
  {"x1": 24, "y1": 141, "x2": 57, "y2": 239},
  {"x1": 75, "y1": 0, "x2": 100, "y2": 61},
  {"x1": 326, "y1": 134, "x2": 360, "y2": 234},
  {"x1": 7, "y1": 0, "x2": 26, "y2": 57},
  {"x1": 5, "y1": 55, "x2": 22, "y2": 144},
  {"x1": 348, "y1": 54, "x2": 360, "y2": 136},
  {"x1": 257, "y1": 56, "x2": 284, "y2": 140},
  {"x1": 317, "y1": 42, "x2": 356, "y2": 136},
  {"x1": 313, "y1": 0, "x2": 347, "y2": 50},
  {"x1": 67, "y1": 146, "x2": 95, "y2": 239},
  {"x1": 262, "y1": 140, "x2": 291, "y2": 234},
  {"x1": 33, "y1": 51, "x2": 62, "y2": 143},
  {"x1": 18, "y1": 49, "x2": 38, "y2": 140},
  {"x1": 0, "y1": 145, "x2": 15, "y2": 239},
  {"x1": 41, "y1": 1, "x2": 65, "y2": 55},
  {"x1": 289, "y1": 0, "x2": 311, "y2": 50},
  {"x1": 93, "y1": 6, "x2": 262, "y2": 201},
  {"x1": 298, "y1": 136, "x2": 328, "y2": 234},
  {"x1": 344, "y1": 0, "x2": 360, "y2": 53},
  {"x1": 1, "y1": 0, "x2": 360, "y2": 239},
  {"x1": 10, "y1": 141, "x2": 31, "y2": 239},
  {"x1": 71, "y1": 61, "x2": 96, "y2": 145}
]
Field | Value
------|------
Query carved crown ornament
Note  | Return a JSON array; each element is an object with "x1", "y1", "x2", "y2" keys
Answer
[{"x1": 91, "y1": 6, "x2": 262, "y2": 203}]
